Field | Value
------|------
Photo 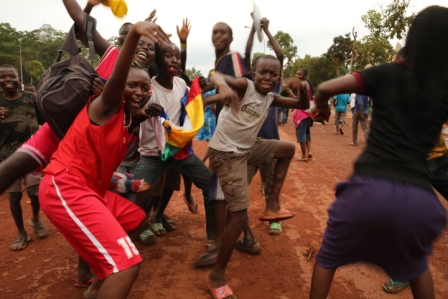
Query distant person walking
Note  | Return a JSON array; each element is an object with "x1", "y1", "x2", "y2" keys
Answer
[
  {"x1": 350, "y1": 94, "x2": 369, "y2": 146},
  {"x1": 333, "y1": 93, "x2": 350, "y2": 135}
]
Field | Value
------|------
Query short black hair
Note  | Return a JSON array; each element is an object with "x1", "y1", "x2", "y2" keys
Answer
[{"x1": 252, "y1": 55, "x2": 279, "y2": 71}]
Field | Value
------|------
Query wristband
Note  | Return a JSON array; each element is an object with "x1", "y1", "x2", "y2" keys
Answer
[{"x1": 180, "y1": 42, "x2": 187, "y2": 51}]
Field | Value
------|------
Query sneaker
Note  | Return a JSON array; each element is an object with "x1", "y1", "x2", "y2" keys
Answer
[{"x1": 139, "y1": 228, "x2": 157, "y2": 245}]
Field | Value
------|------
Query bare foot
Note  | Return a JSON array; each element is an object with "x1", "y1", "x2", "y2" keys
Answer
[
  {"x1": 10, "y1": 233, "x2": 31, "y2": 251},
  {"x1": 259, "y1": 208, "x2": 295, "y2": 222},
  {"x1": 28, "y1": 219, "x2": 48, "y2": 238}
]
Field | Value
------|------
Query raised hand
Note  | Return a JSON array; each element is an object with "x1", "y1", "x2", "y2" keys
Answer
[
  {"x1": 176, "y1": 18, "x2": 192, "y2": 43},
  {"x1": 261, "y1": 17, "x2": 270, "y2": 31},
  {"x1": 135, "y1": 22, "x2": 170, "y2": 46},
  {"x1": 145, "y1": 9, "x2": 157, "y2": 23}
]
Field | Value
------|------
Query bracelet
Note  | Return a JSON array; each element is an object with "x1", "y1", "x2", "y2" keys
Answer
[{"x1": 180, "y1": 42, "x2": 187, "y2": 51}]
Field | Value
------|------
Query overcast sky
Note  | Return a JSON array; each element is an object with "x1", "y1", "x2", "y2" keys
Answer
[{"x1": 2, "y1": 0, "x2": 445, "y2": 75}]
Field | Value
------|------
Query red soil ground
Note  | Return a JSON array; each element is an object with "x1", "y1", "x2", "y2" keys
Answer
[{"x1": 1, "y1": 114, "x2": 447, "y2": 299}]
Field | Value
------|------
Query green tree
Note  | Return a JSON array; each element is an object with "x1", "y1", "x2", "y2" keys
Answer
[
  {"x1": 185, "y1": 67, "x2": 202, "y2": 79},
  {"x1": 285, "y1": 55, "x2": 335, "y2": 87},
  {"x1": 325, "y1": 33, "x2": 352, "y2": 77},
  {"x1": 267, "y1": 31, "x2": 297, "y2": 69},
  {"x1": 108, "y1": 36, "x2": 120, "y2": 48},
  {"x1": 0, "y1": 23, "x2": 22, "y2": 66},
  {"x1": 359, "y1": 0, "x2": 413, "y2": 66},
  {"x1": 383, "y1": 0, "x2": 414, "y2": 39},
  {"x1": 24, "y1": 60, "x2": 45, "y2": 84}
]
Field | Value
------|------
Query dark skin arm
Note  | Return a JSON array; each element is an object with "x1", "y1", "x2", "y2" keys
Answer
[
  {"x1": 311, "y1": 74, "x2": 360, "y2": 122},
  {"x1": 177, "y1": 18, "x2": 191, "y2": 73},
  {"x1": 244, "y1": 25, "x2": 256, "y2": 71},
  {"x1": 262, "y1": 18, "x2": 284, "y2": 76},
  {"x1": 89, "y1": 21, "x2": 169, "y2": 125},
  {"x1": 208, "y1": 73, "x2": 248, "y2": 113},
  {"x1": 63, "y1": 0, "x2": 111, "y2": 56},
  {"x1": 272, "y1": 82, "x2": 309, "y2": 110}
]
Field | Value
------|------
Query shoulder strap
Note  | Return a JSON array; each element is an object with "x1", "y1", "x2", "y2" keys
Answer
[{"x1": 57, "y1": 13, "x2": 97, "y2": 62}]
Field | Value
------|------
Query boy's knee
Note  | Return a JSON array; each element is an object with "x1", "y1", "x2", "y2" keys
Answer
[{"x1": 26, "y1": 185, "x2": 39, "y2": 199}]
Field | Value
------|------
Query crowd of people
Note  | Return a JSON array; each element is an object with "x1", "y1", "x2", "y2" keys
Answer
[{"x1": 1, "y1": 1, "x2": 448, "y2": 298}]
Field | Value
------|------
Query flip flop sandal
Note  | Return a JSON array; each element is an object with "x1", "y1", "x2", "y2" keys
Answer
[
  {"x1": 382, "y1": 279, "x2": 410, "y2": 294},
  {"x1": 259, "y1": 209, "x2": 295, "y2": 222},
  {"x1": 139, "y1": 228, "x2": 157, "y2": 245},
  {"x1": 235, "y1": 238, "x2": 261, "y2": 255},
  {"x1": 268, "y1": 222, "x2": 282, "y2": 235},
  {"x1": 194, "y1": 245, "x2": 218, "y2": 268},
  {"x1": 162, "y1": 214, "x2": 177, "y2": 231},
  {"x1": 183, "y1": 194, "x2": 199, "y2": 214},
  {"x1": 206, "y1": 276, "x2": 237, "y2": 299},
  {"x1": 28, "y1": 219, "x2": 48, "y2": 238},
  {"x1": 74, "y1": 278, "x2": 95, "y2": 288},
  {"x1": 151, "y1": 222, "x2": 166, "y2": 236},
  {"x1": 10, "y1": 236, "x2": 32, "y2": 251}
]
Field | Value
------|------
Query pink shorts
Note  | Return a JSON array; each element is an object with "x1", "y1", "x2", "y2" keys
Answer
[
  {"x1": 17, "y1": 123, "x2": 60, "y2": 175},
  {"x1": 39, "y1": 170, "x2": 145, "y2": 280}
]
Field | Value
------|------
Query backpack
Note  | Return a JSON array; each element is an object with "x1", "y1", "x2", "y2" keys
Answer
[{"x1": 37, "y1": 13, "x2": 99, "y2": 140}]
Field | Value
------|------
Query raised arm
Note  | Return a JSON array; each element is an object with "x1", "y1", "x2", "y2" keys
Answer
[
  {"x1": 272, "y1": 80, "x2": 309, "y2": 109},
  {"x1": 209, "y1": 73, "x2": 248, "y2": 112},
  {"x1": 177, "y1": 18, "x2": 191, "y2": 72},
  {"x1": 89, "y1": 22, "x2": 169, "y2": 123},
  {"x1": 244, "y1": 24, "x2": 256, "y2": 71},
  {"x1": 311, "y1": 74, "x2": 359, "y2": 122},
  {"x1": 261, "y1": 18, "x2": 284, "y2": 75},
  {"x1": 62, "y1": 0, "x2": 112, "y2": 57}
]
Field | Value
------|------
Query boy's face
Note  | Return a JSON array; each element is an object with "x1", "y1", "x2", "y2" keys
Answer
[
  {"x1": 135, "y1": 36, "x2": 156, "y2": 68},
  {"x1": 211, "y1": 23, "x2": 232, "y2": 52},
  {"x1": 124, "y1": 68, "x2": 151, "y2": 113},
  {"x1": 118, "y1": 24, "x2": 132, "y2": 47},
  {"x1": 160, "y1": 43, "x2": 180, "y2": 75},
  {"x1": 296, "y1": 70, "x2": 306, "y2": 80},
  {"x1": 0, "y1": 67, "x2": 19, "y2": 92},
  {"x1": 253, "y1": 58, "x2": 281, "y2": 95}
]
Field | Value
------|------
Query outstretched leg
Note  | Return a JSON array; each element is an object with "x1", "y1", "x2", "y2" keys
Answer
[
  {"x1": 9, "y1": 191, "x2": 30, "y2": 250},
  {"x1": 264, "y1": 141, "x2": 295, "y2": 217},
  {"x1": 0, "y1": 152, "x2": 40, "y2": 193},
  {"x1": 26, "y1": 184, "x2": 48, "y2": 238}
]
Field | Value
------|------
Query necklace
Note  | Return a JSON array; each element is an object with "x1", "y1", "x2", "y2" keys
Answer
[{"x1": 210, "y1": 51, "x2": 231, "y2": 75}]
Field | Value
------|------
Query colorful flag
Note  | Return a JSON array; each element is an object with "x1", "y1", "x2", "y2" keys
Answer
[{"x1": 153, "y1": 77, "x2": 204, "y2": 161}]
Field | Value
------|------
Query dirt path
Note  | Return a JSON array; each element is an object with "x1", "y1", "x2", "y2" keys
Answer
[{"x1": 1, "y1": 115, "x2": 448, "y2": 299}]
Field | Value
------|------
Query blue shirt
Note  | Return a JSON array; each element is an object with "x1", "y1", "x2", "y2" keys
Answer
[
  {"x1": 334, "y1": 94, "x2": 350, "y2": 112},
  {"x1": 354, "y1": 94, "x2": 369, "y2": 114}
]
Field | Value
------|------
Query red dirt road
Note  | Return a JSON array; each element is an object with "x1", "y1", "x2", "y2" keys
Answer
[{"x1": 1, "y1": 114, "x2": 448, "y2": 299}]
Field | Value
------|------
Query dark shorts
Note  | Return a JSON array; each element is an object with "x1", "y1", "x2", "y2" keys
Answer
[
  {"x1": 316, "y1": 175, "x2": 447, "y2": 282},
  {"x1": 296, "y1": 117, "x2": 313, "y2": 143}
]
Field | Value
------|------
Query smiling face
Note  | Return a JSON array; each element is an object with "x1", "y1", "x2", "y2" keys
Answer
[
  {"x1": 124, "y1": 68, "x2": 151, "y2": 113},
  {"x1": 211, "y1": 23, "x2": 233, "y2": 52},
  {"x1": 252, "y1": 57, "x2": 281, "y2": 95},
  {"x1": 296, "y1": 69, "x2": 307, "y2": 81},
  {"x1": 134, "y1": 36, "x2": 156, "y2": 68},
  {"x1": 0, "y1": 66, "x2": 19, "y2": 92}
]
